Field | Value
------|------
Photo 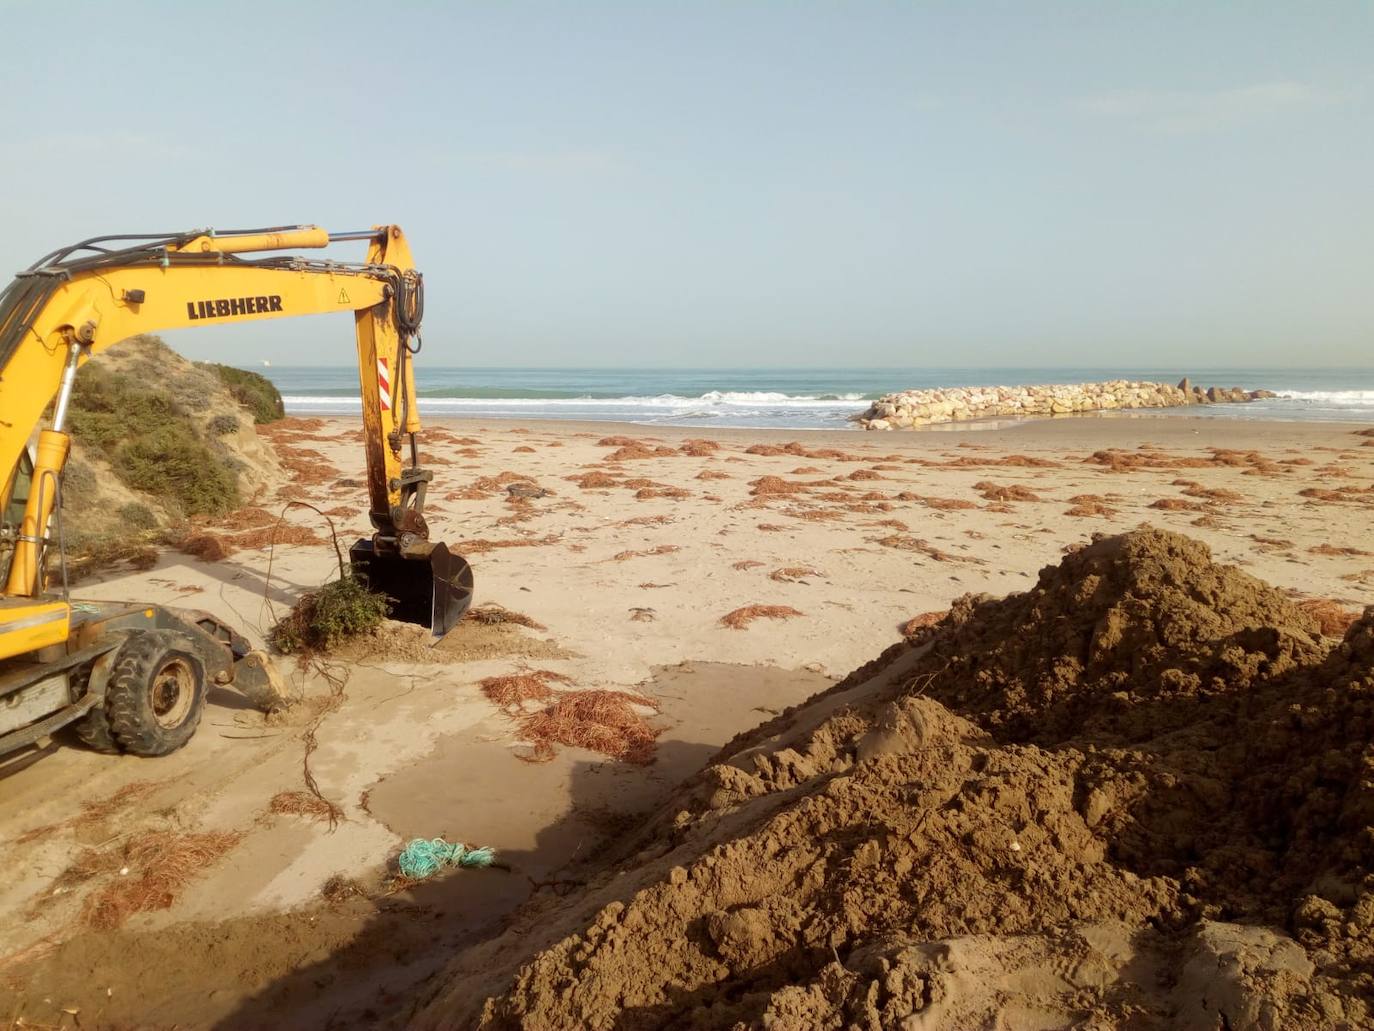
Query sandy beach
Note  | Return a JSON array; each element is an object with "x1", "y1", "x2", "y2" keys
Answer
[{"x1": 2, "y1": 412, "x2": 1372, "y2": 1026}]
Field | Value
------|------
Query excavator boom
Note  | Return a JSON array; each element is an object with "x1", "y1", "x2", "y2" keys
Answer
[{"x1": 0, "y1": 225, "x2": 473, "y2": 664}]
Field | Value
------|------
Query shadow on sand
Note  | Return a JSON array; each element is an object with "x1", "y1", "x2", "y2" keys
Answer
[{"x1": 215, "y1": 738, "x2": 718, "y2": 1029}]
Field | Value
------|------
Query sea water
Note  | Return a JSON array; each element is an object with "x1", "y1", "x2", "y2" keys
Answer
[{"x1": 263, "y1": 366, "x2": 1374, "y2": 430}]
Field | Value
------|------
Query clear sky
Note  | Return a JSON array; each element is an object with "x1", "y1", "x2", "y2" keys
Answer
[{"x1": 1, "y1": 2, "x2": 1370, "y2": 368}]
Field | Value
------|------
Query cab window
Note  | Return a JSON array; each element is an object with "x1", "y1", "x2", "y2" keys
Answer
[{"x1": 4, "y1": 450, "x2": 33, "y2": 528}]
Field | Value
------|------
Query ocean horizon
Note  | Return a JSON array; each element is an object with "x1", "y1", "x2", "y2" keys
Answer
[{"x1": 260, "y1": 366, "x2": 1374, "y2": 430}]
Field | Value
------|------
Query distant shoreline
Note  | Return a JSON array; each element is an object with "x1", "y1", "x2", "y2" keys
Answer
[
  {"x1": 275, "y1": 400, "x2": 1374, "y2": 439},
  {"x1": 263, "y1": 365, "x2": 1374, "y2": 430},
  {"x1": 315, "y1": 411, "x2": 1373, "y2": 447}
]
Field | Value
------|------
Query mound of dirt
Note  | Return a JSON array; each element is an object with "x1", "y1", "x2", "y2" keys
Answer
[
  {"x1": 911, "y1": 527, "x2": 1326, "y2": 744},
  {"x1": 415, "y1": 529, "x2": 1374, "y2": 1030}
]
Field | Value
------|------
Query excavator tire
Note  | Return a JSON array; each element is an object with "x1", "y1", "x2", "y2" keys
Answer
[
  {"x1": 104, "y1": 630, "x2": 207, "y2": 757},
  {"x1": 69, "y1": 664, "x2": 119, "y2": 754}
]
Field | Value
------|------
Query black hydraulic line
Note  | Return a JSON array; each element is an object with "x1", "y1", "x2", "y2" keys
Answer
[
  {"x1": 0, "y1": 227, "x2": 421, "y2": 376},
  {"x1": 394, "y1": 270, "x2": 424, "y2": 340},
  {"x1": 24, "y1": 226, "x2": 316, "y2": 271},
  {"x1": 24, "y1": 233, "x2": 192, "y2": 271}
]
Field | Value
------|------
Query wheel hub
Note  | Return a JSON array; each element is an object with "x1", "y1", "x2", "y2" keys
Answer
[{"x1": 150, "y1": 659, "x2": 194, "y2": 729}]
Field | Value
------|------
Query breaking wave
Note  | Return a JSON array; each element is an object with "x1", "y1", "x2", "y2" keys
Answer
[
  {"x1": 1275, "y1": 390, "x2": 1374, "y2": 405},
  {"x1": 282, "y1": 391, "x2": 871, "y2": 410}
]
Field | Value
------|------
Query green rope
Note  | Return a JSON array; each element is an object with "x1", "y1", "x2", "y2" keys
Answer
[{"x1": 397, "y1": 837, "x2": 496, "y2": 879}]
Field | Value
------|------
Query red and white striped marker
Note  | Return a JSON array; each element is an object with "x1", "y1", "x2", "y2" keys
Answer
[{"x1": 377, "y1": 357, "x2": 392, "y2": 411}]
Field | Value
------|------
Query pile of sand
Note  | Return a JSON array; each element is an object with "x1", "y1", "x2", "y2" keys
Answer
[{"x1": 415, "y1": 529, "x2": 1373, "y2": 1030}]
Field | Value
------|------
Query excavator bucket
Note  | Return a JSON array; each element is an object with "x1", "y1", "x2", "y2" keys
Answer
[{"x1": 349, "y1": 540, "x2": 474, "y2": 637}]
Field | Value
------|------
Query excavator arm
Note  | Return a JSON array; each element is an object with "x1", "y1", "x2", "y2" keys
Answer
[{"x1": 0, "y1": 225, "x2": 472, "y2": 661}]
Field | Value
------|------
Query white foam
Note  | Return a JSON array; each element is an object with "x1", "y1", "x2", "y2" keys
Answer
[
  {"x1": 282, "y1": 391, "x2": 870, "y2": 410},
  {"x1": 1275, "y1": 390, "x2": 1374, "y2": 405}
]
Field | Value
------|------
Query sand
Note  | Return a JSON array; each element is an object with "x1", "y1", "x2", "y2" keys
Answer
[{"x1": 1, "y1": 412, "x2": 1372, "y2": 1027}]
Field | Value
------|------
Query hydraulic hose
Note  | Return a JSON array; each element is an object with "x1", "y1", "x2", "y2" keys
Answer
[{"x1": 0, "y1": 228, "x2": 407, "y2": 373}]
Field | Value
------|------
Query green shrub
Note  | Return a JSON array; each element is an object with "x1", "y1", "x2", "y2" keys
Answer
[
  {"x1": 61, "y1": 459, "x2": 98, "y2": 503},
  {"x1": 117, "y1": 427, "x2": 239, "y2": 516},
  {"x1": 118, "y1": 502, "x2": 158, "y2": 530},
  {"x1": 64, "y1": 532, "x2": 160, "y2": 581},
  {"x1": 208, "y1": 413, "x2": 240, "y2": 436},
  {"x1": 67, "y1": 367, "x2": 179, "y2": 451},
  {"x1": 66, "y1": 364, "x2": 241, "y2": 517},
  {"x1": 270, "y1": 576, "x2": 390, "y2": 654},
  {"x1": 207, "y1": 364, "x2": 285, "y2": 424}
]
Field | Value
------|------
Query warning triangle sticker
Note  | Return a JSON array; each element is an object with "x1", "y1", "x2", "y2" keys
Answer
[{"x1": 338, "y1": 288, "x2": 351, "y2": 304}]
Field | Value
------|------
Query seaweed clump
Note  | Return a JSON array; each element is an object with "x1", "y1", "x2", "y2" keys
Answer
[{"x1": 270, "y1": 576, "x2": 390, "y2": 654}]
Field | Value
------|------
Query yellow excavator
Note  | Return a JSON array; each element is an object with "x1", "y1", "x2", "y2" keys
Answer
[{"x1": 0, "y1": 225, "x2": 472, "y2": 758}]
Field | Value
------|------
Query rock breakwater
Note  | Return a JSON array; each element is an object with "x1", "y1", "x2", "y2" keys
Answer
[{"x1": 857, "y1": 378, "x2": 1276, "y2": 429}]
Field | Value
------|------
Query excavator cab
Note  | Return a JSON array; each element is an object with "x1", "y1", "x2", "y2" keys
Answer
[{"x1": 0, "y1": 449, "x2": 34, "y2": 585}]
